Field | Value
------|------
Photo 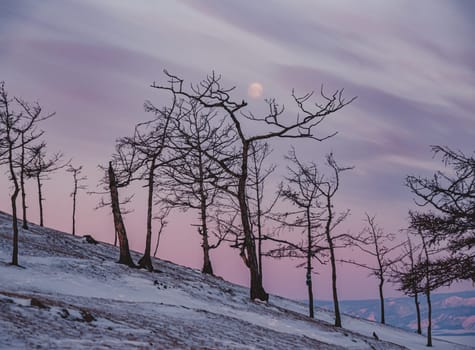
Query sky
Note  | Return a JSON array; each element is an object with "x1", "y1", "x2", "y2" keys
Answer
[{"x1": 0, "y1": 0, "x2": 474, "y2": 301}]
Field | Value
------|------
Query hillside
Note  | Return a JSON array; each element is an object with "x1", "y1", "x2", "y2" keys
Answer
[{"x1": 0, "y1": 211, "x2": 473, "y2": 350}]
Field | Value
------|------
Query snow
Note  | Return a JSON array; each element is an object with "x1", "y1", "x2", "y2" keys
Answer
[{"x1": 0, "y1": 211, "x2": 473, "y2": 350}]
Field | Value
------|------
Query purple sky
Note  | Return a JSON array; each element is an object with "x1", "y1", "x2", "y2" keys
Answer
[{"x1": 1, "y1": 0, "x2": 474, "y2": 300}]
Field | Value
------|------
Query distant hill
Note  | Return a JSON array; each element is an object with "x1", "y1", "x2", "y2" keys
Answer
[{"x1": 316, "y1": 290, "x2": 475, "y2": 338}]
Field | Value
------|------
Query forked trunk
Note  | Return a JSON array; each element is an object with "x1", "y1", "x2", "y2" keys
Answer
[{"x1": 108, "y1": 162, "x2": 135, "y2": 267}]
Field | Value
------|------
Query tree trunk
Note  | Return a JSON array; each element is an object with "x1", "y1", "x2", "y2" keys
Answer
[
  {"x1": 255, "y1": 170, "x2": 263, "y2": 280},
  {"x1": 9, "y1": 143, "x2": 20, "y2": 266},
  {"x1": 306, "y1": 206, "x2": 314, "y2": 318},
  {"x1": 72, "y1": 187, "x2": 77, "y2": 235},
  {"x1": 329, "y1": 245, "x2": 341, "y2": 327},
  {"x1": 20, "y1": 140, "x2": 28, "y2": 230},
  {"x1": 108, "y1": 162, "x2": 135, "y2": 267},
  {"x1": 426, "y1": 288, "x2": 432, "y2": 347},
  {"x1": 326, "y1": 198, "x2": 341, "y2": 327},
  {"x1": 425, "y1": 263, "x2": 433, "y2": 347},
  {"x1": 415, "y1": 293, "x2": 422, "y2": 335},
  {"x1": 198, "y1": 148, "x2": 213, "y2": 275},
  {"x1": 239, "y1": 142, "x2": 268, "y2": 301},
  {"x1": 379, "y1": 277, "x2": 385, "y2": 324},
  {"x1": 138, "y1": 158, "x2": 155, "y2": 271},
  {"x1": 10, "y1": 188, "x2": 20, "y2": 266},
  {"x1": 200, "y1": 205, "x2": 213, "y2": 275},
  {"x1": 36, "y1": 174, "x2": 44, "y2": 227},
  {"x1": 153, "y1": 227, "x2": 163, "y2": 257}
]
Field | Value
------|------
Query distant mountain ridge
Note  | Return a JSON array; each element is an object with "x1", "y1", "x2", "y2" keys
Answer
[{"x1": 316, "y1": 290, "x2": 475, "y2": 336}]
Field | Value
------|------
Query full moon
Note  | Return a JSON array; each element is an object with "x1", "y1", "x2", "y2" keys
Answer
[{"x1": 247, "y1": 82, "x2": 263, "y2": 99}]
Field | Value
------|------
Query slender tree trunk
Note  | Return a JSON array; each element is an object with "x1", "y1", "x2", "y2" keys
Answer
[
  {"x1": 379, "y1": 277, "x2": 385, "y2": 324},
  {"x1": 11, "y1": 188, "x2": 20, "y2": 266},
  {"x1": 72, "y1": 187, "x2": 77, "y2": 236},
  {"x1": 138, "y1": 158, "x2": 155, "y2": 271},
  {"x1": 326, "y1": 198, "x2": 341, "y2": 327},
  {"x1": 306, "y1": 206, "x2": 314, "y2": 318},
  {"x1": 426, "y1": 287, "x2": 432, "y2": 347},
  {"x1": 239, "y1": 142, "x2": 268, "y2": 301},
  {"x1": 421, "y1": 236, "x2": 432, "y2": 347},
  {"x1": 9, "y1": 143, "x2": 20, "y2": 266},
  {"x1": 415, "y1": 293, "x2": 422, "y2": 335},
  {"x1": 108, "y1": 162, "x2": 135, "y2": 267},
  {"x1": 71, "y1": 170, "x2": 79, "y2": 235},
  {"x1": 20, "y1": 138, "x2": 28, "y2": 230},
  {"x1": 256, "y1": 177, "x2": 263, "y2": 280},
  {"x1": 153, "y1": 227, "x2": 163, "y2": 257},
  {"x1": 197, "y1": 146, "x2": 213, "y2": 275},
  {"x1": 329, "y1": 244, "x2": 341, "y2": 327},
  {"x1": 36, "y1": 174, "x2": 44, "y2": 227}
]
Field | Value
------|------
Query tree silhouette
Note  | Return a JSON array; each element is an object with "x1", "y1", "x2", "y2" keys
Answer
[
  {"x1": 0, "y1": 82, "x2": 54, "y2": 265},
  {"x1": 117, "y1": 97, "x2": 179, "y2": 271},
  {"x1": 266, "y1": 150, "x2": 351, "y2": 326},
  {"x1": 406, "y1": 146, "x2": 475, "y2": 286},
  {"x1": 25, "y1": 143, "x2": 66, "y2": 227},
  {"x1": 343, "y1": 214, "x2": 403, "y2": 324},
  {"x1": 67, "y1": 164, "x2": 87, "y2": 235},
  {"x1": 248, "y1": 141, "x2": 276, "y2": 281},
  {"x1": 153, "y1": 70, "x2": 355, "y2": 301},
  {"x1": 161, "y1": 100, "x2": 235, "y2": 274}
]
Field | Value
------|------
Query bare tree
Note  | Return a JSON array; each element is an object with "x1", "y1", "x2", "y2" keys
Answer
[
  {"x1": 161, "y1": 101, "x2": 234, "y2": 274},
  {"x1": 107, "y1": 160, "x2": 135, "y2": 267},
  {"x1": 0, "y1": 82, "x2": 54, "y2": 266},
  {"x1": 266, "y1": 150, "x2": 351, "y2": 327},
  {"x1": 94, "y1": 140, "x2": 138, "y2": 267},
  {"x1": 153, "y1": 70, "x2": 355, "y2": 301},
  {"x1": 117, "y1": 98, "x2": 179, "y2": 271},
  {"x1": 406, "y1": 146, "x2": 475, "y2": 286},
  {"x1": 248, "y1": 141, "x2": 277, "y2": 280},
  {"x1": 106, "y1": 146, "x2": 140, "y2": 266},
  {"x1": 420, "y1": 231, "x2": 433, "y2": 348},
  {"x1": 343, "y1": 214, "x2": 403, "y2": 324},
  {"x1": 17, "y1": 130, "x2": 31, "y2": 230},
  {"x1": 66, "y1": 164, "x2": 87, "y2": 235},
  {"x1": 265, "y1": 149, "x2": 328, "y2": 319},
  {"x1": 392, "y1": 236, "x2": 423, "y2": 335},
  {"x1": 153, "y1": 206, "x2": 171, "y2": 258},
  {"x1": 24, "y1": 143, "x2": 66, "y2": 227},
  {"x1": 398, "y1": 212, "x2": 449, "y2": 347},
  {"x1": 289, "y1": 150, "x2": 351, "y2": 326}
]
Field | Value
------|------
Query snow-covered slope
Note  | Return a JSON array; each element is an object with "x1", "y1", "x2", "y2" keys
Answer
[{"x1": 0, "y1": 211, "x2": 472, "y2": 350}]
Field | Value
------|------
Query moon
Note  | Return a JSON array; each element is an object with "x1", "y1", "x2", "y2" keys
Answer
[{"x1": 248, "y1": 82, "x2": 263, "y2": 99}]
